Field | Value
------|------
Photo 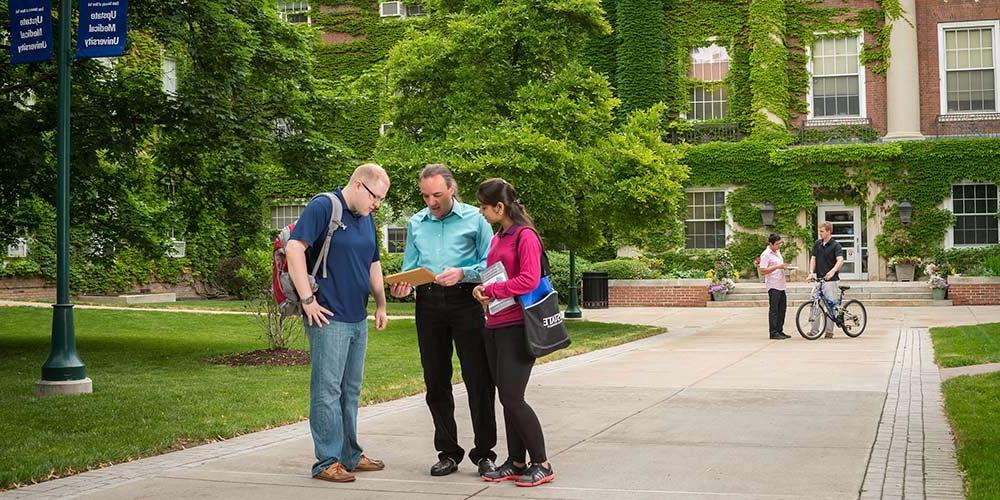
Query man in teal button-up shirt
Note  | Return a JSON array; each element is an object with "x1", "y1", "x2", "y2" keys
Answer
[{"x1": 389, "y1": 164, "x2": 498, "y2": 477}]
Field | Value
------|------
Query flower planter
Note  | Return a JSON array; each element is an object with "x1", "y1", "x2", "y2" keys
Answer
[
  {"x1": 895, "y1": 263, "x2": 916, "y2": 282},
  {"x1": 712, "y1": 291, "x2": 727, "y2": 302},
  {"x1": 932, "y1": 288, "x2": 947, "y2": 300}
]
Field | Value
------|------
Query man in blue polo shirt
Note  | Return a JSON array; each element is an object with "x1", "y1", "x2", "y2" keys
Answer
[
  {"x1": 286, "y1": 163, "x2": 390, "y2": 483},
  {"x1": 389, "y1": 164, "x2": 498, "y2": 477}
]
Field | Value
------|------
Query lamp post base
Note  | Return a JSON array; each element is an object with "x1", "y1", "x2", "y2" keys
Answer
[{"x1": 35, "y1": 378, "x2": 92, "y2": 397}]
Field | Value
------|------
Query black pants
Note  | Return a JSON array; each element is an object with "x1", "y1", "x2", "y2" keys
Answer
[
  {"x1": 768, "y1": 288, "x2": 787, "y2": 337},
  {"x1": 416, "y1": 283, "x2": 497, "y2": 465},
  {"x1": 483, "y1": 325, "x2": 547, "y2": 464}
]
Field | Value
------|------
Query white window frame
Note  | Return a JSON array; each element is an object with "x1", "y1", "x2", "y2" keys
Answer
[
  {"x1": 278, "y1": 0, "x2": 311, "y2": 24},
  {"x1": 684, "y1": 187, "x2": 734, "y2": 249},
  {"x1": 806, "y1": 32, "x2": 867, "y2": 120},
  {"x1": 683, "y1": 40, "x2": 731, "y2": 122},
  {"x1": 6, "y1": 237, "x2": 28, "y2": 259},
  {"x1": 382, "y1": 225, "x2": 407, "y2": 253},
  {"x1": 943, "y1": 181, "x2": 1000, "y2": 249},
  {"x1": 270, "y1": 201, "x2": 308, "y2": 231},
  {"x1": 938, "y1": 21, "x2": 1000, "y2": 116},
  {"x1": 162, "y1": 54, "x2": 178, "y2": 99},
  {"x1": 379, "y1": 1, "x2": 406, "y2": 18}
]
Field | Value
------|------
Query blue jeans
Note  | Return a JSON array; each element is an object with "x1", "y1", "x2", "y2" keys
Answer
[{"x1": 307, "y1": 319, "x2": 367, "y2": 476}]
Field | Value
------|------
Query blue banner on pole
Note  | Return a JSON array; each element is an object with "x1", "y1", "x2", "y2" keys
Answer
[
  {"x1": 8, "y1": 0, "x2": 54, "y2": 64},
  {"x1": 75, "y1": 0, "x2": 127, "y2": 59}
]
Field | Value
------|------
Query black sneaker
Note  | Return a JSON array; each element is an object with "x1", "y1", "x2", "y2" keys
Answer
[
  {"x1": 481, "y1": 458, "x2": 526, "y2": 482},
  {"x1": 477, "y1": 457, "x2": 497, "y2": 475},
  {"x1": 513, "y1": 463, "x2": 555, "y2": 487}
]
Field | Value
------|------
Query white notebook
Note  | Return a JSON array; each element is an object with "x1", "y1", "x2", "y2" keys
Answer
[{"x1": 481, "y1": 261, "x2": 517, "y2": 315}]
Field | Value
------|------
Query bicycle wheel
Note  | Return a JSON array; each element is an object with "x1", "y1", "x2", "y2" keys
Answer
[
  {"x1": 840, "y1": 299, "x2": 868, "y2": 337},
  {"x1": 796, "y1": 301, "x2": 827, "y2": 340}
]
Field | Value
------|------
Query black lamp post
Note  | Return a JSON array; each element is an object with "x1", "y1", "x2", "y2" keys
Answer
[
  {"x1": 760, "y1": 201, "x2": 776, "y2": 227},
  {"x1": 898, "y1": 200, "x2": 913, "y2": 225},
  {"x1": 37, "y1": 0, "x2": 91, "y2": 396}
]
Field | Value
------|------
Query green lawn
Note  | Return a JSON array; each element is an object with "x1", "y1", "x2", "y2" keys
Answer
[
  {"x1": 931, "y1": 322, "x2": 1000, "y2": 499},
  {"x1": 930, "y1": 322, "x2": 1000, "y2": 368},
  {"x1": 0, "y1": 306, "x2": 661, "y2": 489},
  {"x1": 942, "y1": 372, "x2": 1000, "y2": 500}
]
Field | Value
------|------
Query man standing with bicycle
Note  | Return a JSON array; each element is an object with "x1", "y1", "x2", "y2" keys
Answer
[{"x1": 809, "y1": 221, "x2": 846, "y2": 339}]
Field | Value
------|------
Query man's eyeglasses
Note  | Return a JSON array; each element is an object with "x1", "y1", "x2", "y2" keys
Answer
[{"x1": 360, "y1": 181, "x2": 385, "y2": 203}]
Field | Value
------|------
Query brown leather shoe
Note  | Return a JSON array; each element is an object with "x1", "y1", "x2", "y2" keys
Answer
[
  {"x1": 315, "y1": 463, "x2": 355, "y2": 482},
  {"x1": 353, "y1": 455, "x2": 385, "y2": 472}
]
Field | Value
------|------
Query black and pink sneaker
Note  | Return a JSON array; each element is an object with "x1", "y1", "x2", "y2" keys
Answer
[
  {"x1": 481, "y1": 458, "x2": 526, "y2": 482},
  {"x1": 513, "y1": 463, "x2": 555, "y2": 487}
]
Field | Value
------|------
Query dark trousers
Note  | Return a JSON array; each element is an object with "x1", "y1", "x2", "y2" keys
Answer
[
  {"x1": 768, "y1": 288, "x2": 787, "y2": 337},
  {"x1": 483, "y1": 325, "x2": 547, "y2": 464},
  {"x1": 415, "y1": 283, "x2": 497, "y2": 465}
]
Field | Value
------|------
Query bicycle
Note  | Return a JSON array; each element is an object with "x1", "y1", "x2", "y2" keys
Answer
[{"x1": 794, "y1": 278, "x2": 868, "y2": 340}]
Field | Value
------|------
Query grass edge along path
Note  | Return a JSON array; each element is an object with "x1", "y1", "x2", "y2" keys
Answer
[
  {"x1": 929, "y1": 322, "x2": 1000, "y2": 368},
  {"x1": 0, "y1": 306, "x2": 662, "y2": 490},
  {"x1": 931, "y1": 322, "x2": 1000, "y2": 499}
]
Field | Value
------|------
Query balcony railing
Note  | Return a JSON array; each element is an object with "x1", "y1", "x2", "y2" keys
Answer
[{"x1": 667, "y1": 122, "x2": 745, "y2": 145}]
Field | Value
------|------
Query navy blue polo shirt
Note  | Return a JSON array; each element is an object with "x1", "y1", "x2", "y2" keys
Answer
[{"x1": 289, "y1": 189, "x2": 379, "y2": 323}]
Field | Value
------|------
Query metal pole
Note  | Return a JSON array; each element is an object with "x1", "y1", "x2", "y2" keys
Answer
[
  {"x1": 565, "y1": 250, "x2": 582, "y2": 319},
  {"x1": 37, "y1": 0, "x2": 91, "y2": 396}
]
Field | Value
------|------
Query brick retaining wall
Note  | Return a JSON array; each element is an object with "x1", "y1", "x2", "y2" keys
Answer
[
  {"x1": 0, "y1": 276, "x2": 211, "y2": 301},
  {"x1": 608, "y1": 279, "x2": 710, "y2": 307},
  {"x1": 947, "y1": 277, "x2": 1000, "y2": 306}
]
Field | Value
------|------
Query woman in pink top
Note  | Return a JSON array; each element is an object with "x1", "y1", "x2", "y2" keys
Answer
[
  {"x1": 759, "y1": 233, "x2": 789, "y2": 340},
  {"x1": 472, "y1": 178, "x2": 554, "y2": 487}
]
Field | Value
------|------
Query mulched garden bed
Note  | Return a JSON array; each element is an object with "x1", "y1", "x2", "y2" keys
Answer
[{"x1": 209, "y1": 348, "x2": 310, "y2": 366}]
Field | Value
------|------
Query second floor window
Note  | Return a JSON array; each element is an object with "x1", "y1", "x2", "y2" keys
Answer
[
  {"x1": 278, "y1": 1, "x2": 310, "y2": 24},
  {"x1": 689, "y1": 44, "x2": 730, "y2": 121},
  {"x1": 941, "y1": 23, "x2": 998, "y2": 114},
  {"x1": 810, "y1": 35, "x2": 863, "y2": 118}
]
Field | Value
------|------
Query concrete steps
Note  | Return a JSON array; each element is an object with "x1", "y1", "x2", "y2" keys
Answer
[{"x1": 712, "y1": 281, "x2": 950, "y2": 307}]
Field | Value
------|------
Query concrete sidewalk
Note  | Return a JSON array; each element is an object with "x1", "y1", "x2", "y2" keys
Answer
[{"x1": 7, "y1": 305, "x2": 998, "y2": 500}]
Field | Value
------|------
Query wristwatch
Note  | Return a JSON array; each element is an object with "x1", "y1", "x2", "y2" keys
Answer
[{"x1": 302, "y1": 294, "x2": 316, "y2": 305}]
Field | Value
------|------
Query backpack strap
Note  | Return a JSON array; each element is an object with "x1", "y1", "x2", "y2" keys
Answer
[
  {"x1": 310, "y1": 192, "x2": 346, "y2": 279},
  {"x1": 514, "y1": 226, "x2": 551, "y2": 277}
]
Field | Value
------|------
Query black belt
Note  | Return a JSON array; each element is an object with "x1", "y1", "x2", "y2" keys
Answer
[{"x1": 416, "y1": 282, "x2": 478, "y2": 295}]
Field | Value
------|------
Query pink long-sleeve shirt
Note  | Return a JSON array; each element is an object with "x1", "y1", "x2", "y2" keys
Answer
[{"x1": 483, "y1": 225, "x2": 543, "y2": 329}]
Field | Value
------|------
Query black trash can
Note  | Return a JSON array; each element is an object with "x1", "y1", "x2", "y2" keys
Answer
[{"x1": 582, "y1": 272, "x2": 609, "y2": 309}]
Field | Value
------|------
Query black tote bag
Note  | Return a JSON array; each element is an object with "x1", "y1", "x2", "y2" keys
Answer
[{"x1": 516, "y1": 228, "x2": 571, "y2": 358}]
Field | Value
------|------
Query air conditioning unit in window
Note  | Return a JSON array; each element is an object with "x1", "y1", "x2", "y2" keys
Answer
[
  {"x1": 380, "y1": 1, "x2": 405, "y2": 18},
  {"x1": 379, "y1": 122, "x2": 393, "y2": 136},
  {"x1": 6, "y1": 238, "x2": 28, "y2": 259},
  {"x1": 406, "y1": 3, "x2": 425, "y2": 16},
  {"x1": 167, "y1": 239, "x2": 186, "y2": 258}
]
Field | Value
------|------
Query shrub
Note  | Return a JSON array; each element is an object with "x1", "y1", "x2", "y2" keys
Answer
[
  {"x1": 548, "y1": 251, "x2": 592, "y2": 304},
  {"x1": 235, "y1": 247, "x2": 272, "y2": 299},
  {"x1": 931, "y1": 246, "x2": 1000, "y2": 275},
  {"x1": 587, "y1": 258, "x2": 660, "y2": 280},
  {"x1": 983, "y1": 253, "x2": 1000, "y2": 276},
  {"x1": 655, "y1": 248, "x2": 721, "y2": 273}
]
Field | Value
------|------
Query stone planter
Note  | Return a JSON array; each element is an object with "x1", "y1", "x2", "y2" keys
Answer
[
  {"x1": 712, "y1": 291, "x2": 727, "y2": 302},
  {"x1": 894, "y1": 263, "x2": 916, "y2": 282},
  {"x1": 932, "y1": 288, "x2": 947, "y2": 300}
]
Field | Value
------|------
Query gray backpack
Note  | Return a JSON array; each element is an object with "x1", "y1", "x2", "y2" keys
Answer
[{"x1": 272, "y1": 193, "x2": 345, "y2": 317}]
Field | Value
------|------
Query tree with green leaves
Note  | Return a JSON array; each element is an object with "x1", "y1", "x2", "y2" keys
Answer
[
  {"x1": 375, "y1": 0, "x2": 688, "y2": 252},
  {"x1": 0, "y1": 0, "x2": 347, "y2": 295}
]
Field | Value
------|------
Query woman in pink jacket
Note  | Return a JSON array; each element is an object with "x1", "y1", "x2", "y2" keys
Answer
[{"x1": 472, "y1": 178, "x2": 554, "y2": 487}]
